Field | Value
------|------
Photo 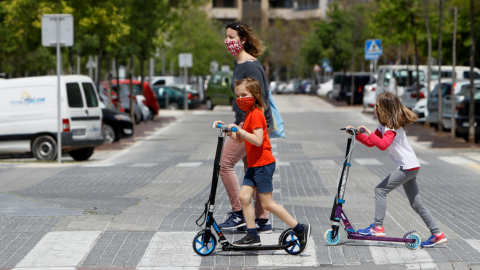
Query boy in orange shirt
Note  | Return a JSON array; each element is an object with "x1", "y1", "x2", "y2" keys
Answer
[{"x1": 214, "y1": 78, "x2": 310, "y2": 250}]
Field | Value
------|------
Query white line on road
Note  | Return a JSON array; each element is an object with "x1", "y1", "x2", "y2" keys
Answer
[
  {"x1": 132, "y1": 163, "x2": 159, "y2": 167},
  {"x1": 176, "y1": 162, "x2": 203, "y2": 167},
  {"x1": 416, "y1": 158, "x2": 429, "y2": 165},
  {"x1": 256, "y1": 233, "x2": 317, "y2": 267},
  {"x1": 310, "y1": 159, "x2": 336, "y2": 166},
  {"x1": 14, "y1": 231, "x2": 102, "y2": 269},
  {"x1": 464, "y1": 239, "x2": 480, "y2": 253},
  {"x1": 354, "y1": 158, "x2": 383, "y2": 165},
  {"x1": 438, "y1": 156, "x2": 475, "y2": 165}
]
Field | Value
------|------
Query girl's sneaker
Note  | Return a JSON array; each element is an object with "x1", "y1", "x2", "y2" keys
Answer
[
  {"x1": 236, "y1": 218, "x2": 272, "y2": 234},
  {"x1": 357, "y1": 224, "x2": 385, "y2": 237},
  {"x1": 421, "y1": 232, "x2": 448, "y2": 248},
  {"x1": 233, "y1": 234, "x2": 261, "y2": 246},
  {"x1": 218, "y1": 211, "x2": 245, "y2": 229}
]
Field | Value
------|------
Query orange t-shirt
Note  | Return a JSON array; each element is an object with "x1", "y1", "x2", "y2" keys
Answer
[{"x1": 243, "y1": 107, "x2": 276, "y2": 168}]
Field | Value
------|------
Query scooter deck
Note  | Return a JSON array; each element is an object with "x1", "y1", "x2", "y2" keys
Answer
[
  {"x1": 346, "y1": 232, "x2": 415, "y2": 243},
  {"x1": 222, "y1": 241, "x2": 295, "y2": 251}
]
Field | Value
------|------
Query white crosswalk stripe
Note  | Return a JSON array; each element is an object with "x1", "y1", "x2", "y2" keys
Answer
[
  {"x1": 438, "y1": 156, "x2": 475, "y2": 165},
  {"x1": 354, "y1": 158, "x2": 383, "y2": 165},
  {"x1": 368, "y1": 242, "x2": 436, "y2": 269},
  {"x1": 465, "y1": 239, "x2": 480, "y2": 253},
  {"x1": 14, "y1": 231, "x2": 102, "y2": 270},
  {"x1": 257, "y1": 233, "x2": 317, "y2": 267}
]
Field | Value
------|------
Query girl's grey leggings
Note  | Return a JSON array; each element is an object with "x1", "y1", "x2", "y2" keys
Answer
[{"x1": 374, "y1": 168, "x2": 440, "y2": 234}]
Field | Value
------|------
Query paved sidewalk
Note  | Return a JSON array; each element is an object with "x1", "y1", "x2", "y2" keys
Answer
[{"x1": 0, "y1": 95, "x2": 479, "y2": 269}]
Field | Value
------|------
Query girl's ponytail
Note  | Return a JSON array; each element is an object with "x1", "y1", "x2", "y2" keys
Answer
[{"x1": 376, "y1": 92, "x2": 418, "y2": 130}]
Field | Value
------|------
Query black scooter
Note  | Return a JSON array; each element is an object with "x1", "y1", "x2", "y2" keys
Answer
[{"x1": 192, "y1": 124, "x2": 305, "y2": 256}]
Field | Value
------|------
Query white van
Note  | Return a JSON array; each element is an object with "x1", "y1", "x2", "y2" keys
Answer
[
  {"x1": 0, "y1": 75, "x2": 103, "y2": 161},
  {"x1": 376, "y1": 65, "x2": 480, "y2": 103}
]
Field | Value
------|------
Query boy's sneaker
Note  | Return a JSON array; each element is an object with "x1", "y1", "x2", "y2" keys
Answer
[
  {"x1": 295, "y1": 224, "x2": 311, "y2": 254},
  {"x1": 218, "y1": 211, "x2": 245, "y2": 229},
  {"x1": 233, "y1": 234, "x2": 261, "y2": 246},
  {"x1": 421, "y1": 232, "x2": 448, "y2": 248},
  {"x1": 357, "y1": 224, "x2": 385, "y2": 237},
  {"x1": 237, "y1": 218, "x2": 273, "y2": 234}
]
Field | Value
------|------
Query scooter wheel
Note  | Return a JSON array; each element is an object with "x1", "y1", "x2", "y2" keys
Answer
[
  {"x1": 324, "y1": 229, "x2": 341, "y2": 245},
  {"x1": 281, "y1": 229, "x2": 302, "y2": 255},
  {"x1": 192, "y1": 231, "x2": 217, "y2": 256},
  {"x1": 278, "y1": 228, "x2": 293, "y2": 245},
  {"x1": 404, "y1": 232, "x2": 421, "y2": 250}
]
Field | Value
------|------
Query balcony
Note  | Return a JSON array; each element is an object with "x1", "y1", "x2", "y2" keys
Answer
[{"x1": 212, "y1": 0, "x2": 237, "y2": 7}]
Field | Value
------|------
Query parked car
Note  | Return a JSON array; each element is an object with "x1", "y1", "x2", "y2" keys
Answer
[
  {"x1": 100, "y1": 102, "x2": 133, "y2": 144},
  {"x1": 316, "y1": 79, "x2": 333, "y2": 97},
  {"x1": 443, "y1": 80, "x2": 480, "y2": 130},
  {"x1": 282, "y1": 79, "x2": 301, "y2": 94},
  {"x1": 135, "y1": 95, "x2": 153, "y2": 121},
  {"x1": 0, "y1": 75, "x2": 103, "y2": 161},
  {"x1": 376, "y1": 65, "x2": 480, "y2": 100},
  {"x1": 426, "y1": 79, "x2": 479, "y2": 129},
  {"x1": 152, "y1": 85, "x2": 201, "y2": 110},
  {"x1": 413, "y1": 98, "x2": 428, "y2": 119},
  {"x1": 332, "y1": 73, "x2": 346, "y2": 100},
  {"x1": 275, "y1": 82, "x2": 288, "y2": 94},
  {"x1": 362, "y1": 77, "x2": 377, "y2": 110},
  {"x1": 338, "y1": 73, "x2": 372, "y2": 104},
  {"x1": 455, "y1": 88, "x2": 480, "y2": 142},
  {"x1": 98, "y1": 84, "x2": 142, "y2": 124},
  {"x1": 297, "y1": 79, "x2": 313, "y2": 94},
  {"x1": 205, "y1": 71, "x2": 234, "y2": 110},
  {"x1": 270, "y1": 81, "x2": 285, "y2": 94}
]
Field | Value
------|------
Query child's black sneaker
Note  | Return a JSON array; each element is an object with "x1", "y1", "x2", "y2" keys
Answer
[
  {"x1": 295, "y1": 224, "x2": 311, "y2": 254},
  {"x1": 233, "y1": 234, "x2": 261, "y2": 246}
]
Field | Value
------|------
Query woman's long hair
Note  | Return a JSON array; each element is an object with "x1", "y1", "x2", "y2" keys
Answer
[
  {"x1": 226, "y1": 21, "x2": 265, "y2": 58},
  {"x1": 235, "y1": 78, "x2": 265, "y2": 112},
  {"x1": 376, "y1": 92, "x2": 418, "y2": 130}
]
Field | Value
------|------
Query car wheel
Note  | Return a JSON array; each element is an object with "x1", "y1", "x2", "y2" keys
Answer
[
  {"x1": 32, "y1": 135, "x2": 57, "y2": 161},
  {"x1": 327, "y1": 92, "x2": 333, "y2": 99},
  {"x1": 103, "y1": 123, "x2": 117, "y2": 144},
  {"x1": 68, "y1": 147, "x2": 94, "y2": 161},
  {"x1": 135, "y1": 112, "x2": 141, "y2": 124},
  {"x1": 206, "y1": 99, "x2": 214, "y2": 110},
  {"x1": 169, "y1": 103, "x2": 179, "y2": 110}
]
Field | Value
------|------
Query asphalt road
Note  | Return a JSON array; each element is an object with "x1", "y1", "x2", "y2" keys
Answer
[{"x1": 0, "y1": 95, "x2": 480, "y2": 270}]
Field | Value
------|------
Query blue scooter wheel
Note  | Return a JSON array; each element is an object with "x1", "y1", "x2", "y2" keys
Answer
[
  {"x1": 324, "y1": 229, "x2": 341, "y2": 245},
  {"x1": 281, "y1": 230, "x2": 302, "y2": 255},
  {"x1": 192, "y1": 231, "x2": 217, "y2": 256},
  {"x1": 404, "y1": 232, "x2": 421, "y2": 250}
]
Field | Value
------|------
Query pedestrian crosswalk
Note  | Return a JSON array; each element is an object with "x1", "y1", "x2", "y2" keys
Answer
[{"x1": 5, "y1": 230, "x2": 480, "y2": 269}]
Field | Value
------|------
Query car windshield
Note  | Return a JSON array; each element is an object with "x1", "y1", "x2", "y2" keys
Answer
[
  {"x1": 396, "y1": 69, "x2": 425, "y2": 86},
  {"x1": 430, "y1": 83, "x2": 452, "y2": 98},
  {"x1": 333, "y1": 75, "x2": 344, "y2": 84},
  {"x1": 120, "y1": 84, "x2": 141, "y2": 97},
  {"x1": 367, "y1": 76, "x2": 376, "y2": 85},
  {"x1": 457, "y1": 85, "x2": 480, "y2": 98},
  {"x1": 430, "y1": 71, "x2": 453, "y2": 80}
]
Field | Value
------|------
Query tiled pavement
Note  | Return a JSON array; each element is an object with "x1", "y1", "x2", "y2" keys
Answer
[{"x1": 1, "y1": 96, "x2": 480, "y2": 269}]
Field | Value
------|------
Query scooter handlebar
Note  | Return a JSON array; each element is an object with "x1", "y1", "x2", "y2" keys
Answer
[
  {"x1": 341, "y1": 128, "x2": 365, "y2": 134},
  {"x1": 217, "y1": 124, "x2": 238, "y2": 132}
]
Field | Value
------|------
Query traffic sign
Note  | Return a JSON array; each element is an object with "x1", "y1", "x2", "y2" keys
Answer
[
  {"x1": 365, "y1": 39, "x2": 382, "y2": 60},
  {"x1": 313, "y1": 64, "x2": 321, "y2": 72},
  {"x1": 179, "y1": 53, "x2": 193, "y2": 68},
  {"x1": 321, "y1": 59, "x2": 330, "y2": 68},
  {"x1": 42, "y1": 14, "x2": 73, "y2": 47}
]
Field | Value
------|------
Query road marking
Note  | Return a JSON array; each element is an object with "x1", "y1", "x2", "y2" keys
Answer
[
  {"x1": 368, "y1": 242, "x2": 436, "y2": 268},
  {"x1": 256, "y1": 233, "x2": 317, "y2": 267},
  {"x1": 468, "y1": 164, "x2": 480, "y2": 171},
  {"x1": 465, "y1": 155, "x2": 480, "y2": 162},
  {"x1": 14, "y1": 231, "x2": 101, "y2": 269},
  {"x1": 82, "y1": 163, "x2": 115, "y2": 167},
  {"x1": 276, "y1": 161, "x2": 290, "y2": 166},
  {"x1": 176, "y1": 162, "x2": 203, "y2": 167},
  {"x1": 354, "y1": 158, "x2": 383, "y2": 165},
  {"x1": 132, "y1": 163, "x2": 158, "y2": 167},
  {"x1": 310, "y1": 159, "x2": 336, "y2": 166},
  {"x1": 137, "y1": 232, "x2": 201, "y2": 269},
  {"x1": 438, "y1": 156, "x2": 475, "y2": 165},
  {"x1": 464, "y1": 239, "x2": 480, "y2": 253},
  {"x1": 416, "y1": 158, "x2": 429, "y2": 165}
]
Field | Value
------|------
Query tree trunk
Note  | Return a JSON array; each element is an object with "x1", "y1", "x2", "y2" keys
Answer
[
  {"x1": 451, "y1": 6, "x2": 457, "y2": 138},
  {"x1": 68, "y1": 47, "x2": 75, "y2": 74},
  {"x1": 116, "y1": 56, "x2": 121, "y2": 111},
  {"x1": 423, "y1": 0, "x2": 432, "y2": 126},
  {"x1": 468, "y1": 0, "x2": 476, "y2": 143},
  {"x1": 96, "y1": 37, "x2": 104, "y2": 91},
  {"x1": 140, "y1": 58, "x2": 145, "y2": 94},
  {"x1": 106, "y1": 53, "x2": 112, "y2": 110},
  {"x1": 350, "y1": 51, "x2": 355, "y2": 106},
  {"x1": 411, "y1": 13, "x2": 420, "y2": 103},
  {"x1": 129, "y1": 55, "x2": 135, "y2": 124},
  {"x1": 437, "y1": 0, "x2": 443, "y2": 132}
]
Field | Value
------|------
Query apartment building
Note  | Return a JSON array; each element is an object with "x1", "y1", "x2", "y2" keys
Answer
[{"x1": 204, "y1": 0, "x2": 328, "y2": 25}]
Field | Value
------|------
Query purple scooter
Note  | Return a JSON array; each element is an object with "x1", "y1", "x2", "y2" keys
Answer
[{"x1": 324, "y1": 127, "x2": 421, "y2": 250}]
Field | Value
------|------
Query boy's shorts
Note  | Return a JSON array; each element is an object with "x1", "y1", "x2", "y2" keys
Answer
[{"x1": 242, "y1": 161, "x2": 276, "y2": 194}]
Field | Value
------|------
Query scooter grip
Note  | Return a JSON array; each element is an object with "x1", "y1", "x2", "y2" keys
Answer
[
  {"x1": 217, "y1": 124, "x2": 237, "y2": 132},
  {"x1": 359, "y1": 128, "x2": 365, "y2": 133}
]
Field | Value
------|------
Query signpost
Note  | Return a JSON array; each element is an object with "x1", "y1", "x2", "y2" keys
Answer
[
  {"x1": 365, "y1": 39, "x2": 382, "y2": 75},
  {"x1": 42, "y1": 14, "x2": 73, "y2": 163},
  {"x1": 210, "y1": 61, "x2": 219, "y2": 73},
  {"x1": 179, "y1": 53, "x2": 193, "y2": 111}
]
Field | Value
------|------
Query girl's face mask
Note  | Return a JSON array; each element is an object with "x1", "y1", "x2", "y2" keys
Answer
[
  {"x1": 225, "y1": 40, "x2": 243, "y2": 56},
  {"x1": 236, "y1": 97, "x2": 255, "y2": 112}
]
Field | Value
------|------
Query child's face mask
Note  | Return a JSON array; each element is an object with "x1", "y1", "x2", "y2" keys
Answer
[{"x1": 236, "y1": 97, "x2": 255, "y2": 112}]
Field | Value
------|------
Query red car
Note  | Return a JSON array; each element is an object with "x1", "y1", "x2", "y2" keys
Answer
[{"x1": 100, "y1": 80, "x2": 160, "y2": 116}]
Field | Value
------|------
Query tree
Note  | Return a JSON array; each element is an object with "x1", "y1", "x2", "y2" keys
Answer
[
  {"x1": 437, "y1": 0, "x2": 444, "y2": 132},
  {"x1": 451, "y1": 6, "x2": 457, "y2": 138},
  {"x1": 422, "y1": 0, "x2": 433, "y2": 108},
  {"x1": 468, "y1": 0, "x2": 475, "y2": 143}
]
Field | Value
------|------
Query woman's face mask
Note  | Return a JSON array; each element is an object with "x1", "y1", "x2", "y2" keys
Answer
[{"x1": 225, "y1": 40, "x2": 243, "y2": 56}]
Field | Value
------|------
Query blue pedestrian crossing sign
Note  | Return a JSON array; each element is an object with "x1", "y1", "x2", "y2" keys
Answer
[{"x1": 365, "y1": 39, "x2": 382, "y2": 60}]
